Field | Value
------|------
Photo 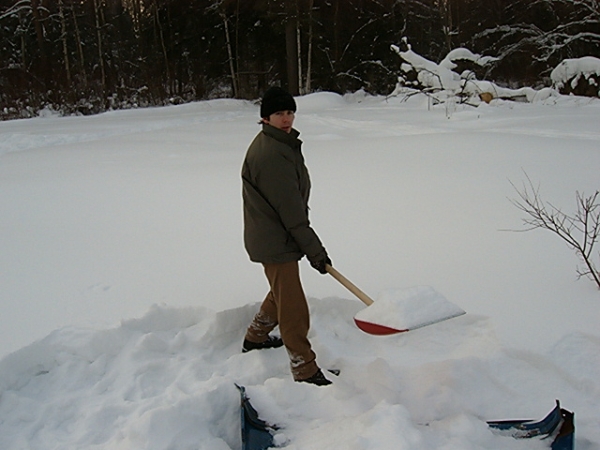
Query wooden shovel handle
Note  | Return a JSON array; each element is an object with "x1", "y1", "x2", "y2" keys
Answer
[{"x1": 325, "y1": 264, "x2": 374, "y2": 306}]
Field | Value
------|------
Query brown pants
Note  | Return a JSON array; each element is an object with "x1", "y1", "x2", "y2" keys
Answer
[{"x1": 245, "y1": 260, "x2": 318, "y2": 381}]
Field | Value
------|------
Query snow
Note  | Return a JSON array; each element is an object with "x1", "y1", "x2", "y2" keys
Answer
[
  {"x1": 354, "y1": 286, "x2": 465, "y2": 331},
  {"x1": 1, "y1": 92, "x2": 600, "y2": 449},
  {"x1": 391, "y1": 43, "x2": 462, "y2": 91},
  {"x1": 390, "y1": 41, "x2": 499, "y2": 94},
  {"x1": 391, "y1": 42, "x2": 563, "y2": 103},
  {"x1": 440, "y1": 48, "x2": 499, "y2": 71},
  {"x1": 551, "y1": 57, "x2": 600, "y2": 92}
]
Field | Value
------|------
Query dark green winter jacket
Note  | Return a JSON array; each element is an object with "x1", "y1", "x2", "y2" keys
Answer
[{"x1": 242, "y1": 124, "x2": 326, "y2": 264}]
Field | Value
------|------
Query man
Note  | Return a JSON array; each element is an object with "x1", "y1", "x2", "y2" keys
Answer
[{"x1": 241, "y1": 86, "x2": 332, "y2": 386}]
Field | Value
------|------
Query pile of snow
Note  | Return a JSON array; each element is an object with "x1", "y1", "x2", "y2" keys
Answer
[
  {"x1": 1, "y1": 300, "x2": 597, "y2": 449},
  {"x1": 391, "y1": 42, "x2": 497, "y2": 93},
  {"x1": 1, "y1": 92, "x2": 600, "y2": 448},
  {"x1": 354, "y1": 286, "x2": 465, "y2": 332},
  {"x1": 551, "y1": 57, "x2": 600, "y2": 97},
  {"x1": 391, "y1": 38, "x2": 558, "y2": 103}
]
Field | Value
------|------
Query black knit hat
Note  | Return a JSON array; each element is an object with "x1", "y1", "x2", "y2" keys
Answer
[{"x1": 260, "y1": 87, "x2": 297, "y2": 118}]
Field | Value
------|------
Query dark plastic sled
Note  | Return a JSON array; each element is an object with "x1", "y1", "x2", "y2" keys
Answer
[
  {"x1": 236, "y1": 384, "x2": 276, "y2": 450},
  {"x1": 487, "y1": 400, "x2": 574, "y2": 450}
]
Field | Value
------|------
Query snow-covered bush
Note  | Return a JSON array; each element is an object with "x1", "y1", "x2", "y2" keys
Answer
[
  {"x1": 551, "y1": 57, "x2": 600, "y2": 98},
  {"x1": 389, "y1": 37, "x2": 557, "y2": 105},
  {"x1": 391, "y1": 39, "x2": 497, "y2": 93}
]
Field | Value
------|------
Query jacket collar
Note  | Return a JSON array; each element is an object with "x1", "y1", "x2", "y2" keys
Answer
[{"x1": 262, "y1": 123, "x2": 301, "y2": 149}]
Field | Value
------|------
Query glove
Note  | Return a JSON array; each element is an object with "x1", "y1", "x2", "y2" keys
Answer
[{"x1": 309, "y1": 252, "x2": 332, "y2": 275}]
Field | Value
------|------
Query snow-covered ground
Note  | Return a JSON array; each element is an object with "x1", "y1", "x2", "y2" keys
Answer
[{"x1": 1, "y1": 92, "x2": 599, "y2": 449}]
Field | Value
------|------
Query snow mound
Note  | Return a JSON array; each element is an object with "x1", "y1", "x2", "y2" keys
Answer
[
  {"x1": 551, "y1": 57, "x2": 600, "y2": 90},
  {"x1": 3, "y1": 298, "x2": 594, "y2": 449},
  {"x1": 295, "y1": 91, "x2": 346, "y2": 111},
  {"x1": 0, "y1": 304, "x2": 255, "y2": 450},
  {"x1": 354, "y1": 286, "x2": 466, "y2": 331},
  {"x1": 2, "y1": 95, "x2": 600, "y2": 447}
]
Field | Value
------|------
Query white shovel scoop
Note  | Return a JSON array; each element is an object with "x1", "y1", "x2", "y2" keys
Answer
[{"x1": 326, "y1": 265, "x2": 465, "y2": 335}]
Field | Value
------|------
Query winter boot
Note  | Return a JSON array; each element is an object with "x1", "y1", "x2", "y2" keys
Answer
[
  {"x1": 242, "y1": 335, "x2": 284, "y2": 353},
  {"x1": 297, "y1": 369, "x2": 332, "y2": 386}
]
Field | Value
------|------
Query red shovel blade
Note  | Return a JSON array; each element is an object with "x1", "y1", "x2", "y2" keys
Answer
[
  {"x1": 353, "y1": 318, "x2": 408, "y2": 335},
  {"x1": 353, "y1": 286, "x2": 466, "y2": 335},
  {"x1": 326, "y1": 266, "x2": 465, "y2": 336}
]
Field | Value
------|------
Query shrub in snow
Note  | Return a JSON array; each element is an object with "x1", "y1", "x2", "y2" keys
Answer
[
  {"x1": 390, "y1": 37, "x2": 557, "y2": 105},
  {"x1": 551, "y1": 57, "x2": 600, "y2": 98},
  {"x1": 512, "y1": 175, "x2": 600, "y2": 290},
  {"x1": 391, "y1": 39, "x2": 497, "y2": 93}
]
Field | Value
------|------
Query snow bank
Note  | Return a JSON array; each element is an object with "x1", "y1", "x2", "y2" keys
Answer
[
  {"x1": 391, "y1": 39, "x2": 559, "y2": 103},
  {"x1": 391, "y1": 43, "x2": 462, "y2": 92},
  {"x1": 2, "y1": 300, "x2": 595, "y2": 449},
  {"x1": 2, "y1": 92, "x2": 600, "y2": 448},
  {"x1": 551, "y1": 56, "x2": 600, "y2": 96},
  {"x1": 0, "y1": 304, "x2": 255, "y2": 449}
]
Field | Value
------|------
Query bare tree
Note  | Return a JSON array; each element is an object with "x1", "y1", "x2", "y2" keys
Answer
[
  {"x1": 30, "y1": 0, "x2": 48, "y2": 79},
  {"x1": 71, "y1": 2, "x2": 87, "y2": 88},
  {"x1": 474, "y1": 0, "x2": 600, "y2": 72},
  {"x1": 436, "y1": 0, "x2": 454, "y2": 52},
  {"x1": 92, "y1": 0, "x2": 106, "y2": 93},
  {"x1": 305, "y1": 0, "x2": 314, "y2": 93},
  {"x1": 511, "y1": 174, "x2": 600, "y2": 289},
  {"x1": 151, "y1": 0, "x2": 170, "y2": 94},
  {"x1": 58, "y1": 0, "x2": 71, "y2": 85},
  {"x1": 216, "y1": 9, "x2": 237, "y2": 98},
  {"x1": 285, "y1": 0, "x2": 299, "y2": 95}
]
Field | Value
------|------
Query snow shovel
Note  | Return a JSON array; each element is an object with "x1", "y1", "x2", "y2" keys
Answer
[{"x1": 325, "y1": 264, "x2": 465, "y2": 335}]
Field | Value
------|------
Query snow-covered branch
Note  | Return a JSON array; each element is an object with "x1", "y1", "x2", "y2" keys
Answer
[
  {"x1": 0, "y1": 1, "x2": 31, "y2": 20},
  {"x1": 475, "y1": 0, "x2": 600, "y2": 65},
  {"x1": 389, "y1": 37, "x2": 556, "y2": 105},
  {"x1": 551, "y1": 56, "x2": 600, "y2": 96}
]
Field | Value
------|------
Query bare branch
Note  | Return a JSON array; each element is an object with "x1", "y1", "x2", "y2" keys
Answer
[{"x1": 510, "y1": 173, "x2": 600, "y2": 290}]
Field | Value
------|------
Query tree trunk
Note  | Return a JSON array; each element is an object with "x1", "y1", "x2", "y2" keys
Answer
[
  {"x1": 333, "y1": 0, "x2": 340, "y2": 64},
  {"x1": 305, "y1": 0, "x2": 314, "y2": 93},
  {"x1": 92, "y1": 0, "x2": 106, "y2": 94},
  {"x1": 154, "y1": 0, "x2": 170, "y2": 95},
  {"x1": 285, "y1": 1, "x2": 299, "y2": 95},
  {"x1": 17, "y1": 9, "x2": 27, "y2": 69},
  {"x1": 71, "y1": 3, "x2": 87, "y2": 88},
  {"x1": 221, "y1": 13, "x2": 239, "y2": 98},
  {"x1": 30, "y1": 0, "x2": 50, "y2": 88},
  {"x1": 234, "y1": 0, "x2": 245, "y2": 97},
  {"x1": 438, "y1": 0, "x2": 453, "y2": 52},
  {"x1": 58, "y1": 0, "x2": 72, "y2": 85},
  {"x1": 296, "y1": 0, "x2": 303, "y2": 94}
]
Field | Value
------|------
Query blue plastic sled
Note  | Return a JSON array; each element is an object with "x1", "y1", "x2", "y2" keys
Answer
[
  {"x1": 236, "y1": 384, "x2": 276, "y2": 450},
  {"x1": 487, "y1": 400, "x2": 574, "y2": 450}
]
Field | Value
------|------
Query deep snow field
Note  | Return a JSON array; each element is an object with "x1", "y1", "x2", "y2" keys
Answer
[{"x1": 1, "y1": 91, "x2": 599, "y2": 449}]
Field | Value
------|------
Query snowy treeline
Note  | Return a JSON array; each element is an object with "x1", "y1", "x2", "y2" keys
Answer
[
  {"x1": 391, "y1": 38, "x2": 600, "y2": 105},
  {"x1": 1, "y1": 0, "x2": 599, "y2": 119}
]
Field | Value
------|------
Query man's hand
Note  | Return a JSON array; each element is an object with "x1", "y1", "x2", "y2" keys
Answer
[{"x1": 309, "y1": 252, "x2": 332, "y2": 275}]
